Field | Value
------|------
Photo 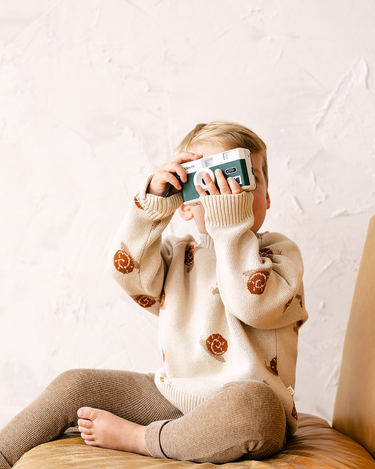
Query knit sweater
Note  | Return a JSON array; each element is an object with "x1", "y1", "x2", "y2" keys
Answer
[{"x1": 108, "y1": 175, "x2": 308, "y2": 435}]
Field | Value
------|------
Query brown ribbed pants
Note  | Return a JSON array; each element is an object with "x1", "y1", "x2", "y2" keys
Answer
[{"x1": 0, "y1": 369, "x2": 286, "y2": 467}]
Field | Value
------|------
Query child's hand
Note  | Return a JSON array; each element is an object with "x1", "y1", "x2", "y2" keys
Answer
[
  {"x1": 148, "y1": 153, "x2": 203, "y2": 197},
  {"x1": 196, "y1": 169, "x2": 243, "y2": 197}
]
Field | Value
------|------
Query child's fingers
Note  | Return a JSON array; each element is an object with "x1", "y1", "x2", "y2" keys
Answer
[
  {"x1": 202, "y1": 173, "x2": 220, "y2": 195},
  {"x1": 172, "y1": 152, "x2": 203, "y2": 165},
  {"x1": 215, "y1": 169, "x2": 232, "y2": 195},
  {"x1": 197, "y1": 170, "x2": 243, "y2": 197},
  {"x1": 196, "y1": 184, "x2": 208, "y2": 196},
  {"x1": 213, "y1": 169, "x2": 243, "y2": 195},
  {"x1": 164, "y1": 156, "x2": 202, "y2": 184},
  {"x1": 173, "y1": 153, "x2": 203, "y2": 183},
  {"x1": 162, "y1": 163, "x2": 186, "y2": 184},
  {"x1": 227, "y1": 177, "x2": 243, "y2": 194},
  {"x1": 149, "y1": 153, "x2": 203, "y2": 197},
  {"x1": 162, "y1": 171, "x2": 182, "y2": 190}
]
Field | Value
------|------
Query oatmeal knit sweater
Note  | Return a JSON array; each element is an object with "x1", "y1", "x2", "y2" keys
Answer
[{"x1": 109, "y1": 175, "x2": 308, "y2": 435}]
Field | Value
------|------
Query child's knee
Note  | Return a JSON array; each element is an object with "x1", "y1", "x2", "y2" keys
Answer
[
  {"x1": 220, "y1": 380, "x2": 286, "y2": 437},
  {"x1": 215, "y1": 380, "x2": 286, "y2": 460},
  {"x1": 48, "y1": 369, "x2": 94, "y2": 398}
]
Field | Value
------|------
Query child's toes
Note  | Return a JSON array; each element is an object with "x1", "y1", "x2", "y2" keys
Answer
[
  {"x1": 78, "y1": 417, "x2": 93, "y2": 429},
  {"x1": 77, "y1": 407, "x2": 95, "y2": 419},
  {"x1": 83, "y1": 438, "x2": 98, "y2": 446},
  {"x1": 80, "y1": 431, "x2": 95, "y2": 441},
  {"x1": 78, "y1": 422, "x2": 92, "y2": 435}
]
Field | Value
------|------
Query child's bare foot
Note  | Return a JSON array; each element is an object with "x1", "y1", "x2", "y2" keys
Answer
[{"x1": 77, "y1": 407, "x2": 150, "y2": 456}]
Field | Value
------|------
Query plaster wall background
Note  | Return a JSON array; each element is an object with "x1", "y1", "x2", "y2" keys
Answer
[{"x1": 1, "y1": 0, "x2": 374, "y2": 428}]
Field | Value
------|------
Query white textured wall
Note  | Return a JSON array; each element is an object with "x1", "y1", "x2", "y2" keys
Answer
[{"x1": 1, "y1": 0, "x2": 374, "y2": 428}]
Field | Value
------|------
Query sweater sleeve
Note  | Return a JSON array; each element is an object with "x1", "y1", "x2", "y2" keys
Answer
[
  {"x1": 201, "y1": 191, "x2": 307, "y2": 329},
  {"x1": 107, "y1": 175, "x2": 183, "y2": 316}
]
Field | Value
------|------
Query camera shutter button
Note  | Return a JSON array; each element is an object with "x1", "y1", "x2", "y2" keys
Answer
[{"x1": 194, "y1": 168, "x2": 215, "y2": 190}]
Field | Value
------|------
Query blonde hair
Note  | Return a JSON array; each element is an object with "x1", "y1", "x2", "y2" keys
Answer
[{"x1": 175, "y1": 121, "x2": 268, "y2": 186}]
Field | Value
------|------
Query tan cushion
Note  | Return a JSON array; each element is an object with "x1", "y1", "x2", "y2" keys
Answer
[
  {"x1": 333, "y1": 215, "x2": 375, "y2": 458},
  {"x1": 14, "y1": 413, "x2": 375, "y2": 468}
]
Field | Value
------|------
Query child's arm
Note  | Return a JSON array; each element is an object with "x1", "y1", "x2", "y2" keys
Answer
[
  {"x1": 197, "y1": 173, "x2": 307, "y2": 329},
  {"x1": 108, "y1": 152, "x2": 202, "y2": 315}
]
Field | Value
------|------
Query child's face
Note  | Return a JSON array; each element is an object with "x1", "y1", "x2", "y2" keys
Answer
[{"x1": 179, "y1": 144, "x2": 270, "y2": 235}]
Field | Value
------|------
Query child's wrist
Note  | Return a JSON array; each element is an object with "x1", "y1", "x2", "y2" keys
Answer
[
  {"x1": 136, "y1": 175, "x2": 183, "y2": 221},
  {"x1": 147, "y1": 178, "x2": 160, "y2": 196}
]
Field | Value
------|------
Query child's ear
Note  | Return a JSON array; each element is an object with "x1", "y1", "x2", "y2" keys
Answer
[
  {"x1": 178, "y1": 204, "x2": 194, "y2": 221},
  {"x1": 266, "y1": 191, "x2": 271, "y2": 209}
]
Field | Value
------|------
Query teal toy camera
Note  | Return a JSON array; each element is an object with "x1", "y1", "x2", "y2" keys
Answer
[{"x1": 179, "y1": 148, "x2": 257, "y2": 206}]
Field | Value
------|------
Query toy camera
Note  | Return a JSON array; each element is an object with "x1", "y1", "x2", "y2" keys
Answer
[{"x1": 174, "y1": 148, "x2": 257, "y2": 205}]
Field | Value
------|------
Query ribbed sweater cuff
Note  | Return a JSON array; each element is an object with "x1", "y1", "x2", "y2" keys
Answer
[
  {"x1": 135, "y1": 175, "x2": 183, "y2": 221},
  {"x1": 201, "y1": 191, "x2": 254, "y2": 226},
  {"x1": 145, "y1": 420, "x2": 171, "y2": 459}
]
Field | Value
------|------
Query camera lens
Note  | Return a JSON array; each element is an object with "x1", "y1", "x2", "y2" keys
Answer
[{"x1": 194, "y1": 168, "x2": 215, "y2": 190}]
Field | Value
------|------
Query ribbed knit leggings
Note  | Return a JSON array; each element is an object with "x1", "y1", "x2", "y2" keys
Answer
[{"x1": 0, "y1": 369, "x2": 286, "y2": 467}]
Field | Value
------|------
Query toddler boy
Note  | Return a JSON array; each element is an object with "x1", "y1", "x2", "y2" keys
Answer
[{"x1": 0, "y1": 121, "x2": 308, "y2": 467}]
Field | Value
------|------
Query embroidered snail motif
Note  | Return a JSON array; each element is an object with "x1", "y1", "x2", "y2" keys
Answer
[
  {"x1": 292, "y1": 402, "x2": 298, "y2": 421},
  {"x1": 259, "y1": 247, "x2": 274, "y2": 259},
  {"x1": 284, "y1": 297, "x2": 294, "y2": 313},
  {"x1": 159, "y1": 376, "x2": 171, "y2": 387},
  {"x1": 114, "y1": 243, "x2": 139, "y2": 274},
  {"x1": 244, "y1": 270, "x2": 270, "y2": 295},
  {"x1": 134, "y1": 196, "x2": 144, "y2": 210},
  {"x1": 206, "y1": 334, "x2": 228, "y2": 356},
  {"x1": 294, "y1": 320, "x2": 304, "y2": 334},
  {"x1": 266, "y1": 356, "x2": 279, "y2": 376},
  {"x1": 185, "y1": 245, "x2": 194, "y2": 266},
  {"x1": 296, "y1": 294, "x2": 303, "y2": 308},
  {"x1": 284, "y1": 293, "x2": 304, "y2": 314},
  {"x1": 200, "y1": 333, "x2": 228, "y2": 363},
  {"x1": 160, "y1": 290, "x2": 166, "y2": 309},
  {"x1": 131, "y1": 295, "x2": 157, "y2": 308},
  {"x1": 184, "y1": 245, "x2": 201, "y2": 273}
]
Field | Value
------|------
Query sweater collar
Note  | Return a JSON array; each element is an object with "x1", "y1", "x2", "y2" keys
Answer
[{"x1": 199, "y1": 233, "x2": 214, "y2": 249}]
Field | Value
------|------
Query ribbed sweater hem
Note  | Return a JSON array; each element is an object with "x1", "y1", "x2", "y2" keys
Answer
[{"x1": 155, "y1": 379, "x2": 206, "y2": 415}]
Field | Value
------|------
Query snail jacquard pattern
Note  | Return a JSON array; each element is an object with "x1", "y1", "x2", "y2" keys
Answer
[
  {"x1": 107, "y1": 178, "x2": 308, "y2": 431},
  {"x1": 199, "y1": 334, "x2": 229, "y2": 363},
  {"x1": 244, "y1": 269, "x2": 271, "y2": 294}
]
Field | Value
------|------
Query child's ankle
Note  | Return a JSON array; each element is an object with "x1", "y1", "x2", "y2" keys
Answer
[{"x1": 136, "y1": 426, "x2": 151, "y2": 457}]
